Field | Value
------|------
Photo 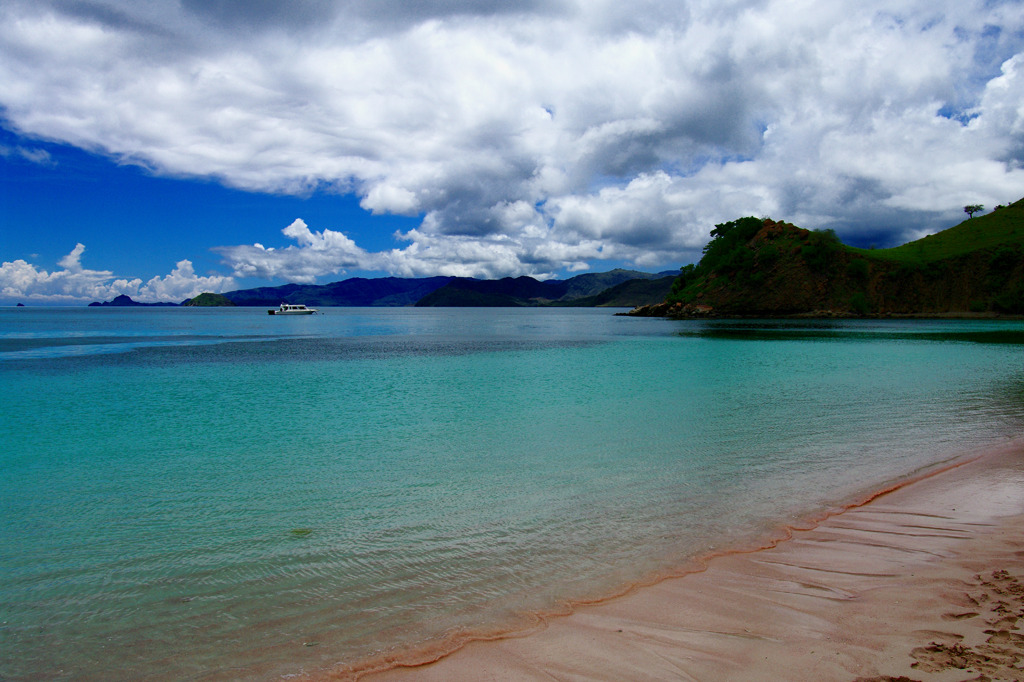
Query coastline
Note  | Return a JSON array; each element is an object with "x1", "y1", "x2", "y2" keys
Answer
[
  {"x1": 321, "y1": 440, "x2": 1024, "y2": 681},
  {"x1": 620, "y1": 302, "x2": 1024, "y2": 320}
]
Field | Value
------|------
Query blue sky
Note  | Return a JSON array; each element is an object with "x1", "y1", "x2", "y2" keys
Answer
[
  {"x1": 1, "y1": 125, "x2": 420, "y2": 286},
  {"x1": 2, "y1": 1, "x2": 1024, "y2": 303}
]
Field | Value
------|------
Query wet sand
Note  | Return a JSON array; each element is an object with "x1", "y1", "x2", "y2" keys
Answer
[{"x1": 342, "y1": 441, "x2": 1024, "y2": 681}]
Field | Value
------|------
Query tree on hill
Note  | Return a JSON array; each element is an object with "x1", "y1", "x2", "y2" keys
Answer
[
  {"x1": 696, "y1": 216, "x2": 764, "y2": 275},
  {"x1": 964, "y1": 204, "x2": 984, "y2": 218}
]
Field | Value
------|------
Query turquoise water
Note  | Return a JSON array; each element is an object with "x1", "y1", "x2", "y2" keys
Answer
[{"x1": 2, "y1": 307, "x2": 1023, "y2": 680}]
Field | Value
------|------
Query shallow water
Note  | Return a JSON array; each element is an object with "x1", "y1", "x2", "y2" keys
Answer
[{"x1": 1, "y1": 307, "x2": 1023, "y2": 679}]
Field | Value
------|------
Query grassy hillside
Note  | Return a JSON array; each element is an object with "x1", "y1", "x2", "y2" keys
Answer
[
  {"x1": 856, "y1": 199, "x2": 1024, "y2": 263},
  {"x1": 631, "y1": 198, "x2": 1024, "y2": 318}
]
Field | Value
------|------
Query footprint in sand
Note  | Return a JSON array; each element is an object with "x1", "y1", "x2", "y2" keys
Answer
[
  {"x1": 942, "y1": 611, "x2": 980, "y2": 621},
  {"x1": 910, "y1": 641, "x2": 982, "y2": 674},
  {"x1": 984, "y1": 629, "x2": 1024, "y2": 647}
]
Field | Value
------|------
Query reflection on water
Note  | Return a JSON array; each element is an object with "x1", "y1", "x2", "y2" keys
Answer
[{"x1": 676, "y1": 318, "x2": 1024, "y2": 345}]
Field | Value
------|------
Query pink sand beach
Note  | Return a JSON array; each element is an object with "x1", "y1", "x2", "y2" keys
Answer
[{"x1": 312, "y1": 441, "x2": 1024, "y2": 681}]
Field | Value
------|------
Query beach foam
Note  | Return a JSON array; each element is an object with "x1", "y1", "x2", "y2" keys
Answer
[{"x1": 348, "y1": 441, "x2": 1024, "y2": 681}]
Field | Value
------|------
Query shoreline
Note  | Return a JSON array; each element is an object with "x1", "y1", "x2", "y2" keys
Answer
[
  {"x1": 620, "y1": 303, "x2": 1024, "y2": 320},
  {"x1": 314, "y1": 439, "x2": 1024, "y2": 681}
]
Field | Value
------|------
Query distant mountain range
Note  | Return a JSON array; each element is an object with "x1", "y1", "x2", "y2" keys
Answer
[
  {"x1": 90, "y1": 269, "x2": 678, "y2": 308},
  {"x1": 414, "y1": 269, "x2": 674, "y2": 306},
  {"x1": 218, "y1": 276, "x2": 455, "y2": 307}
]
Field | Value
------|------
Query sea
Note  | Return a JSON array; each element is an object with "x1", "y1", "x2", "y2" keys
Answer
[{"x1": 2, "y1": 306, "x2": 1023, "y2": 680}]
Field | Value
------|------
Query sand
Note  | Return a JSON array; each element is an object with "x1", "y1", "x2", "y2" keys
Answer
[{"x1": 332, "y1": 441, "x2": 1024, "y2": 682}]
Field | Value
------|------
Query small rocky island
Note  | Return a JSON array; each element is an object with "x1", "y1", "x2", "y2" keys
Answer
[
  {"x1": 88, "y1": 294, "x2": 178, "y2": 307},
  {"x1": 181, "y1": 293, "x2": 235, "y2": 307}
]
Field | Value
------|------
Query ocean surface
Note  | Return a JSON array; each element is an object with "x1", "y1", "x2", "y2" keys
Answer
[{"x1": 2, "y1": 307, "x2": 1023, "y2": 680}]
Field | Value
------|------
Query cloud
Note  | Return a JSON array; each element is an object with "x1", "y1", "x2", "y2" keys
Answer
[
  {"x1": 139, "y1": 260, "x2": 235, "y2": 302},
  {"x1": 214, "y1": 219, "x2": 367, "y2": 284},
  {"x1": 1, "y1": 244, "x2": 138, "y2": 303},
  {"x1": 0, "y1": 143, "x2": 54, "y2": 165},
  {"x1": 974, "y1": 53, "x2": 1024, "y2": 168},
  {"x1": 0, "y1": 244, "x2": 233, "y2": 303},
  {"x1": 2, "y1": 0, "x2": 1024, "y2": 278},
  {"x1": 216, "y1": 213, "x2": 607, "y2": 281}
]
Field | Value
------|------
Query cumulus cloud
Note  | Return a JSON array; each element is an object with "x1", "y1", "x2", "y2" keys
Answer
[
  {"x1": 2, "y1": 0, "x2": 1024, "y2": 280},
  {"x1": 215, "y1": 219, "x2": 367, "y2": 283},
  {"x1": 0, "y1": 244, "x2": 233, "y2": 303},
  {"x1": 216, "y1": 217, "x2": 547, "y2": 281},
  {"x1": 139, "y1": 260, "x2": 235, "y2": 302},
  {"x1": 0, "y1": 244, "x2": 138, "y2": 303}
]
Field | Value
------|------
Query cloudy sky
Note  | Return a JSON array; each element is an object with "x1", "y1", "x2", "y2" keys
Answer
[{"x1": 2, "y1": 0, "x2": 1023, "y2": 303}]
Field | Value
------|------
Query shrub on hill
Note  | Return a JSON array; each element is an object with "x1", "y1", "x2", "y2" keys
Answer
[{"x1": 654, "y1": 198, "x2": 1024, "y2": 317}]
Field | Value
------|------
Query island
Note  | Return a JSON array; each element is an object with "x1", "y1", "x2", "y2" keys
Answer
[{"x1": 181, "y1": 292, "x2": 236, "y2": 307}]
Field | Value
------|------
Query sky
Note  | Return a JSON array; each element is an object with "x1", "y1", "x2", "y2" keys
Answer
[{"x1": 2, "y1": 0, "x2": 1024, "y2": 304}]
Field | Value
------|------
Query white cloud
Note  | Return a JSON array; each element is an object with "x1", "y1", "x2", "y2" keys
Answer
[
  {"x1": 2, "y1": 0, "x2": 1024, "y2": 279},
  {"x1": 215, "y1": 214, "x2": 603, "y2": 281},
  {"x1": 0, "y1": 143, "x2": 53, "y2": 165},
  {"x1": 381, "y1": 229, "x2": 531, "y2": 279},
  {"x1": 139, "y1": 260, "x2": 234, "y2": 302},
  {"x1": 360, "y1": 183, "x2": 420, "y2": 216},
  {"x1": 0, "y1": 245, "x2": 233, "y2": 304},
  {"x1": 0, "y1": 246, "x2": 139, "y2": 303},
  {"x1": 57, "y1": 242, "x2": 88, "y2": 271},
  {"x1": 214, "y1": 218, "x2": 367, "y2": 284}
]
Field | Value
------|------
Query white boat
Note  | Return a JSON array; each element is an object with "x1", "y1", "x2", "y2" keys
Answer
[{"x1": 268, "y1": 303, "x2": 318, "y2": 315}]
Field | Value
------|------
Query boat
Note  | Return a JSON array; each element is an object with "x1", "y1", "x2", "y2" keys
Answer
[{"x1": 268, "y1": 303, "x2": 319, "y2": 315}]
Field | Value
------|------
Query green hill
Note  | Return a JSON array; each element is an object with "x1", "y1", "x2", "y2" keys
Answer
[
  {"x1": 182, "y1": 292, "x2": 236, "y2": 307},
  {"x1": 628, "y1": 198, "x2": 1024, "y2": 318},
  {"x1": 860, "y1": 201, "x2": 1024, "y2": 263}
]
